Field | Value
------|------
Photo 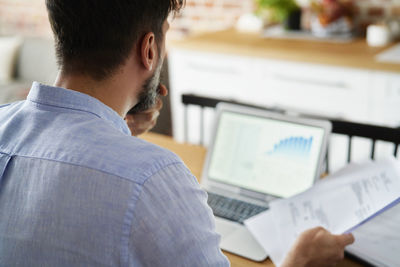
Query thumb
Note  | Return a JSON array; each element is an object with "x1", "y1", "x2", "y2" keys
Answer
[{"x1": 335, "y1": 233, "x2": 355, "y2": 247}]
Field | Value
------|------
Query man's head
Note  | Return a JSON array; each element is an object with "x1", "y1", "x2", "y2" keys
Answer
[{"x1": 46, "y1": 0, "x2": 184, "y2": 80}]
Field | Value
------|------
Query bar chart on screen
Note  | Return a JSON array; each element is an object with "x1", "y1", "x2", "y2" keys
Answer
[{"x1": 267, "y1": 136, "x2": 314, "y2": 160}]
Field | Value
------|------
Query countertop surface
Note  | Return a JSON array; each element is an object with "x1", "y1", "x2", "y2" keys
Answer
[{"x1": 169, "y1": 29, "x2": 400, "y2": 73}]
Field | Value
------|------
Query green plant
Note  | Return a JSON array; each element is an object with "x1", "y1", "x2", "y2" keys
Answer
[{"x1": 255, "y1": 0, "x2": 300, "y2": 23}]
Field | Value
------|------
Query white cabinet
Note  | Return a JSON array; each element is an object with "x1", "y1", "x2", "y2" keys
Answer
[
  {"x1": 169, "y1": 49, "x2": 257, "y2": 144},
  {"x1": 370, "y1": 72, "x2": 400, "y2": 127},
  {"x1": 169, "y1": 48, "x2": 396, "y2": 139}
]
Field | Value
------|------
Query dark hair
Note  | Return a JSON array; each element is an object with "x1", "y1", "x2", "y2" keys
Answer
[{"x1": 46, "y1": 0, "x2": 184, "y2": 80}]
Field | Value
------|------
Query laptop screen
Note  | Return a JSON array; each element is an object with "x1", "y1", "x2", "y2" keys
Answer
[{"x1": 207, "y1": 111, "x2": 326, "y2": 198}]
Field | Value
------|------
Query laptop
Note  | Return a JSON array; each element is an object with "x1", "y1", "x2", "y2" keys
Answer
[{"x1": 202, "y1": 103, "x2": 332, "y2": 261}]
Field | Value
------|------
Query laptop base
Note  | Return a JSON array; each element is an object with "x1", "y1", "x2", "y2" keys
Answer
[{"x1": 215, "y1": 217, "x2": 268, "y2": 262}]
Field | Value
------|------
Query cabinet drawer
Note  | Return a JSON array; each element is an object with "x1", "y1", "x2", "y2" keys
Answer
[
  {"x1": 169, "y1": 49, "x2": 257, "y2": 99},
  {"x1": 254, "y1": 60, "x2": 371, "y2": 121}
]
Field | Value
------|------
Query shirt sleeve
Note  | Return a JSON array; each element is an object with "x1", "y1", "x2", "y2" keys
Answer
[{"x1": 127, "y1": 162, "x2": 230, "y2": 267}]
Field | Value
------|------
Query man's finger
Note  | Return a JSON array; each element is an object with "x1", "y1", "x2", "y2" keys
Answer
[
  {"x1": 148, "y1": 98, "x2": 163, "y2": 112},
  {"x1": 336, "y1": 233, "x2": 355, "y2": 247},
  {"x1": 136, "y1": 99, "x2": 162, "y2": 115},
  {"x1": 159, "y1": 84, "x2": 168, "y2": 96},
  {"x1": 156, "y1": 97, "x2": 163, "y2": 110},
  {"x1": 151, "y1": 110, "x2": 160, "y2": 121},
  {"x1": 125, "y1": 114, "x2": 134, "y2": 123}
]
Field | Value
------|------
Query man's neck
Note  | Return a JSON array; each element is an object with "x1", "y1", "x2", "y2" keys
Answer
[{"x1": 54, "y1": 71, "x2": 139, "y2": 117}]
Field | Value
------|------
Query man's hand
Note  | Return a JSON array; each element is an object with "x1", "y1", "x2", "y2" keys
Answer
[
  {"x1": 125, "y1": 84, "x2": 168, "y2": 136},
  {"x1": 281, "y1": 227, "x2": 355, "y2": 267}
]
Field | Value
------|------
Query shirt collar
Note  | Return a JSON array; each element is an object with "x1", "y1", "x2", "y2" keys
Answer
[{"x1": 27, "y1": 82, "x2": 131, "y2": 135}]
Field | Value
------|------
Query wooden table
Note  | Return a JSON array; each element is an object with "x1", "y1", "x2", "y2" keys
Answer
[{"x1": 141, "y1": 132, "x2": 364, "y2": 267}]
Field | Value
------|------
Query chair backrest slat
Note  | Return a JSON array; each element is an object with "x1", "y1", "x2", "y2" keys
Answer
[
  {"x1": 347, "y1": 136, "x2": 352, "y2": 163},
  {"x1": 325, "y1": 149, "x2": 330, "y2": 173},
  {"x1": 371, "y1": 140, "x2": 376, "y2": 160},
  {"x1": 184, "y1": 104, "x2": 189, "y2": 143},
  {"x1": 200, "y1": 106, "x2": 204, "y2": 146}
]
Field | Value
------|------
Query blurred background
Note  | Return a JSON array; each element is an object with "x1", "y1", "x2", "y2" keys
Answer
[
  {"x1": 1, "y1": 0, "x2": 399, "y2": 38},
  {"x1": 0, "y1": 0, "x2": 400, "y2": 165}
]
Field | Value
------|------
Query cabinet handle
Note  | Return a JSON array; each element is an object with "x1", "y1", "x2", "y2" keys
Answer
[
  {"x1": 187, "y1": 62, "x2": 239, "y2": 75},
  {"x1": 273, "y1": 74, "x2": 349, "y2": 90}
]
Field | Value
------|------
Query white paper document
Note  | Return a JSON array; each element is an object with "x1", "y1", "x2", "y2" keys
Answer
[
  {"x1": 346, "y1": 201, "x2": 400, "y2": 267},
  {"x1": 245, "y1": 158, "x2": 400, "y2": 266}
]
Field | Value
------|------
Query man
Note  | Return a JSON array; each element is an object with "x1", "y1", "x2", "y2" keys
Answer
[{"x1": 0, "y1": 1, "x2": 354, "y2": 266}]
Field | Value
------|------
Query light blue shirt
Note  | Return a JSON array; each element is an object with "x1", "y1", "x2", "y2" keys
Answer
[{"x1": 0, "y1": 82, "x2": 229, "y2": 266}]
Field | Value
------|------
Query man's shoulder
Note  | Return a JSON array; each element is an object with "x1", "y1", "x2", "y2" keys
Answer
[
  {"x1": 0, "y1": 101, "x2": 23, "y2": 114},
  {"x1": 0, "y1": 103, "x2": 11, "y2": 109},
  {"x1": 73, "y1": 122, "x2": 184, "y2": 185},
  {"x1": 113, "y1": 134, "x2": 184, "y2": 182},
  {"x1": 0, "y1": 102, "x2": 185, "y2": 186}
]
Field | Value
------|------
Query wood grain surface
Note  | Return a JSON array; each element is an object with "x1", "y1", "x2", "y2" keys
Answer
[{"x1": 169, "y1": 29, "x2": 400, "y2": 73}]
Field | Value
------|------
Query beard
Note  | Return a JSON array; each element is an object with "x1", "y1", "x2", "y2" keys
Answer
[{"x1": 128, "y1": 60, "x2": 163, "y2": 114}]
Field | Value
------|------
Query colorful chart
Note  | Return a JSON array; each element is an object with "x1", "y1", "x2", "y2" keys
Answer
[{"x1": 268, "y1": 136, "x2": 313, "y2": 160}]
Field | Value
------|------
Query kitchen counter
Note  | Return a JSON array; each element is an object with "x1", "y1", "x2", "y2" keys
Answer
[{"x1": 169, "y1": 29, "x2": 400, "y2": 73}]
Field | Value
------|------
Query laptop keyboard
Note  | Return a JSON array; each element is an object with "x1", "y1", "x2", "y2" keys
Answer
[{"x1": 206, "y1": 192, "x2": 269, "y2": 224}]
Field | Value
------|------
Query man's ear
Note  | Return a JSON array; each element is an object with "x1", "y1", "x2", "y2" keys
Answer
[{"x1": 140, "y1": 32, "x2": 157, "y2": 71}]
